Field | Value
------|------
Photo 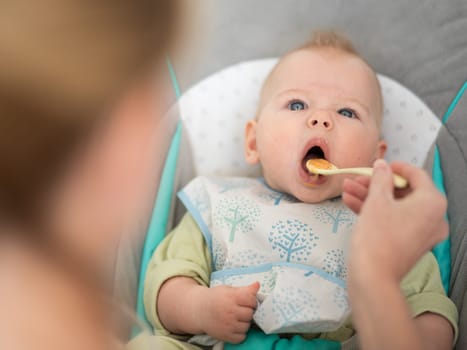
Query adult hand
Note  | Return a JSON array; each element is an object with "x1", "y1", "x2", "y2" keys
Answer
[
  {"x1": 342, "y1": 160, "x2": 453, "y2": 350},
  {"x1": 342, "y1": 159, "x2": 448, "y2": 282}
]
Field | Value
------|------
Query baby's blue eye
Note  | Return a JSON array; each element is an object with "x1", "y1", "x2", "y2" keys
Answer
[
  {"x1": 288, "y1": 100, "x2": 307, "y2": 111},
  {"x1": 338, "y1": 108, "x2": 357, "y2": 118}
]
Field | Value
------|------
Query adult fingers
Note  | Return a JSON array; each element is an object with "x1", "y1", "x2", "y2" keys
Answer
[
  {"x1": 342, "y1": 191, "x2": 364, "y2": 214},
  {"x1": 366, "y1": 159, "x2": 394, "y2": 200},
  {"x1": 394, "y1": 186, "x2": 412, "y2": 199},
  {"x1": 342, "y1": 178, "x2": 369, "y2": 203},
  {"x1": 352, "y1": 175, "x2": 372, "y2": 188},
  {"x1": 421, "y1": 219, "x2": 449, "y2": 254},
  {"x1": 438, "y1": 220, "x2": 449, "y2": 242},
  {"x1": 390, "y1": 161, "x2": 432, "y2": 191},
  {"x1": 428, "y1": 218, "x2": 449, "y2": 244}
]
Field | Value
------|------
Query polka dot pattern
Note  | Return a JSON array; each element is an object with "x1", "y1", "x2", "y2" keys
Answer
[{"x1": 178, "y1": 58, "x2": 441, "y2": 177}]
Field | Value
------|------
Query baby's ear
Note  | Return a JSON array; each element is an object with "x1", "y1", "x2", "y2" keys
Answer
[
  {"x1": 245, "y1": 120, "x2": 259, "y2": 164},
  {"x1": 376, "y1": 139, "x2": 387, "y2": 159}
]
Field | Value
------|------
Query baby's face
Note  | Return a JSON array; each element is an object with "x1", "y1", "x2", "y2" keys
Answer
[{"x1": 245, "y1": 48, "x2": 386, "y2": 203}]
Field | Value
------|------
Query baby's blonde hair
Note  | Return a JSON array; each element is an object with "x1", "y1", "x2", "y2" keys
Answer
[{"x1": 299, "y1": 30, "x2": 358, "y2": 55}]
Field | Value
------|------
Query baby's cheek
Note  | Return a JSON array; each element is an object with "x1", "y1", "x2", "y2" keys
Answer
[
  {"x1": 261, "y1": 167, "x2": 282, "y2": 193},
  {"x1": 262, "y1": 139, "x2": 291, "y2": 167},
  {"x1": 337, "y1": 151, "x2": 363, "y2": 167},
  {"x1": 341, "y1": 140, "x2": 378, "y2": 167},
  {"x1": 261, "y1": 155, "x2": 294, "y2": 194}
]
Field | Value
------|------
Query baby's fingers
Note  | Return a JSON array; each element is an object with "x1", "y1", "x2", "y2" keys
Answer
[
  {"x1": 236, "y1": 306, "x2": 255, "y2": 322},
  {"x1": 235, "y1": 282, "x2": 259, "y2": 308},
  {"x1": 227, "y1": 332, "x2": 248, "y2": 344},
  {"x1": 233, "y1": 320, "x2": 252, "y2": 334},
  {"x1": 226, "y1": 321, "x2": 252, "y2": 344}
]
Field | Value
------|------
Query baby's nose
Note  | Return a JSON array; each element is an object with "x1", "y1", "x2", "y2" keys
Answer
[{"x1": 307, "y1": 110, "x2": 334, "y2": 130}]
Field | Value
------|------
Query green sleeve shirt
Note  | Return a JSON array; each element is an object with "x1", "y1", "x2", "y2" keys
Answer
[
  {"x1": 144, "y1": 213, "x2": 212, "y2": 340},
  {"x1": 144, "y1": 212, "x2": 458, "y2": 344}
]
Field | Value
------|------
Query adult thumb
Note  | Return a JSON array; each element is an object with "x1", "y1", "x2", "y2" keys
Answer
[{"x1": 368, "y1": 159, "x2": 394, "y2": 199}]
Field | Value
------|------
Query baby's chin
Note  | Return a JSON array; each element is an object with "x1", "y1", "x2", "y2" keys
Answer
[
  {"x1": 293, "y1": 189, "x2": 342, "y2": 204},
  {"x1": 266, "y1": 178, "x2": 342, "y2": 204},
  {"x1": 287, "y1": 179, "x2": 343, "y2": 203},
  {"x1": 262, "y1": 173, "x2": 343, "y2": 203}
]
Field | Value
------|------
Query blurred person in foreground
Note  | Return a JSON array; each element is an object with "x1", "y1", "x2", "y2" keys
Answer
[{"x1": 0, "y1": 1, "x2": 182, "y2": 349}]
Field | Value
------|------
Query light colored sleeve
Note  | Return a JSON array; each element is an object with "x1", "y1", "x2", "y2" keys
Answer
[
  {"x1": 143, "y1": 212, "x2": 212, "y2": 335},
  {"x1": 401, "y1": 252, "x2": 459, "y2": 345}
]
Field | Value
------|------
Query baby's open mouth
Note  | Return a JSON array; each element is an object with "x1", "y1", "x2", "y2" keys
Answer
[{"x1": 302, "y1": 146, "x2": 326, "y2": 175}]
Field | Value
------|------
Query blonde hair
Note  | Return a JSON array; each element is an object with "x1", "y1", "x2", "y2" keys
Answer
[
  {"x1": 299, "y1": 30, "x2": 358, "y2": 55},
  {"x1": 0, "y1": 0, "x2": 181, "y2": 222}
]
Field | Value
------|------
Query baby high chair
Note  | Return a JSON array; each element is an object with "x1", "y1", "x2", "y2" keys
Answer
[{"x1": 114, "y1": 1, "x2": 467, "y2": 349}]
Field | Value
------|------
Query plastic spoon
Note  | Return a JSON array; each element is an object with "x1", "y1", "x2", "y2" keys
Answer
[{"x1": 306, "y1": 158, "x2": 408, "y2": 189}]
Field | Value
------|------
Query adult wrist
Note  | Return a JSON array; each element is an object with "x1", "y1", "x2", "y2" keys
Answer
[{"x1": 348, "y1": 254, "x2": 400, "y2": 294}]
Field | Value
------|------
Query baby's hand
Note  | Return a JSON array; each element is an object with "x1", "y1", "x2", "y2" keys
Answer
[{"x1": 196, "y1": 282, "x2": 259, "y2": 344}]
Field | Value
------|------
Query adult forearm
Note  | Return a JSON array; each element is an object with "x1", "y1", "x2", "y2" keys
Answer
[
  {"x1": 157, "y1": 276, "x2": 206, "y2": 335},
  {"x1": 348, "y1": 271, "x2": 423, "y2": 350}
]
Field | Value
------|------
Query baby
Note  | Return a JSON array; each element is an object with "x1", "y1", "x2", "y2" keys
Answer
[{"x1": 144, "y1": 32, "x2": 457, "y2": 349}]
